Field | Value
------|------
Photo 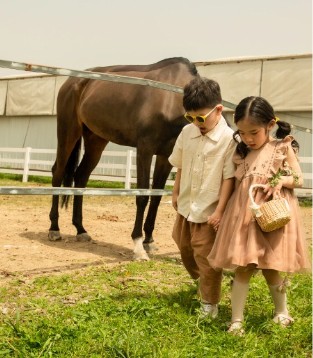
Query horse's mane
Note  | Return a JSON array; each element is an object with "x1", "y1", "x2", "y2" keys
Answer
[
  {"x1": 89, "y1": 57, "x2": 198, "y2": 76},
  {"x1": 147, "y1": 57, "x2": 198, "y2": 75}
]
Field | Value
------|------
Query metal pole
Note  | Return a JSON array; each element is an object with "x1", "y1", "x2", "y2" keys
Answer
[
  {"x1": 0, "y1": 187, "x2": 172, "y2": 196},
  {"x1": 0, "y1": 59, "x2": 236, "y2": 109}
]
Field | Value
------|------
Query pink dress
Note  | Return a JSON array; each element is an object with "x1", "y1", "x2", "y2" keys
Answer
[{"x1": 207, "y1": 136, "x2": 311, "y2": 273}]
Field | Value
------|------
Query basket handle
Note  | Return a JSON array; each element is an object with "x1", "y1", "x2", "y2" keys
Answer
[
  {"x1": 249, "y1": 184, "x2": 267, "y2": 210},
  {"x1": 248, "y1": 184, "x2": 290, "y2": 215}
]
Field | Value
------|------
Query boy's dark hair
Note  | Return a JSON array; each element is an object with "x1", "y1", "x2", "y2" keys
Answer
[
  {"x1": 233, "y1": 96, "x2": 299, "y2": 158},
  {"x1": 183, "y1": 77, "x2": 222, "y2": 111}
]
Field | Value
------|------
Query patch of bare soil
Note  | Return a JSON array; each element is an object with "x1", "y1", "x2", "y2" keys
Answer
[
  {"x1": 0, "y1": 195, "x2": 179, "y2": 279},
  {"x1": 0, "y1": 195, "x2": 311, "y2": 280}
]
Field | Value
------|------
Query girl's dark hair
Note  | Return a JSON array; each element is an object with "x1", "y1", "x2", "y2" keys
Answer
[
  {"x1": 233, "y1": 96, "x2": 299, "y2": 158},
  {"x1": 183, "y1": 77, "x2": 222, "y2": 111}
]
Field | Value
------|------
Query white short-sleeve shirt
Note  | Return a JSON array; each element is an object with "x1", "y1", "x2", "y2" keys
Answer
[{"x1": 169, "y1": 116, "x2": 236, "y2": 223}]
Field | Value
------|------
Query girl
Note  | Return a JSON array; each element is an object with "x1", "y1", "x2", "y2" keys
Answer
[{"x1": 207, "y1": 96, "x2": 311, "y2": 335}]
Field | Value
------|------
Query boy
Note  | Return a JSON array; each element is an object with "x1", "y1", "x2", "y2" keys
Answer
[{"x1": 169, "y1": 77, "x2": 236, "y2": 319}]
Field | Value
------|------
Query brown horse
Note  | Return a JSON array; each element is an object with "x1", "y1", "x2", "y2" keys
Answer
[{"x1": 48, "y1": 57, "x2": 199, "y2": 260}]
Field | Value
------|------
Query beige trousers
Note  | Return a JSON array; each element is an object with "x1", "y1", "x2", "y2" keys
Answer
[{"x1": 172, "y1": 213, "x2": 223, "y2": 304}]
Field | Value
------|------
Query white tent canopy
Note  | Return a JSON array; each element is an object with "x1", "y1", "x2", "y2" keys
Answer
[
  {"x1": 0, "y1": 53, "x2": 311, "y2": 116},
  {"x1": 195, "y1": 54, "x2": 312, "y2": 112}
]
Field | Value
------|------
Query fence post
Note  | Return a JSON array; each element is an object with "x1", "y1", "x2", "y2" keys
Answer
[
  {"x1": 125, "y1": 149, "x2": 133, "y2": 189},
  {"x1": 22, "y1": 147, "x2": 31, "y2": 182}
]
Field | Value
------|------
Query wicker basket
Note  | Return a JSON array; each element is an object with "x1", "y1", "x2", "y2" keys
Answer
[{"x1": 249, "y1": 184, "x2": 291, "y2": 232}]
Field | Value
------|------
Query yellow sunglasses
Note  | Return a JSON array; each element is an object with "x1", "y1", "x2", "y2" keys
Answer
[{"x1": 184, "y1": 106, "x2": 218, "y2": 123}]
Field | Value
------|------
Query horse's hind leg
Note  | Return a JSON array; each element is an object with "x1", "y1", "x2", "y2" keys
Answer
[
  {"x1": 72, "y1": 133, "x2": 108, "y2": 241},
  {"x1": 143, "y1": 155, "x2": 172, "y2": 252}
]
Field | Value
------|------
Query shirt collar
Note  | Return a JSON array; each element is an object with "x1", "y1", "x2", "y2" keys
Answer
[{"x1": 189, "y1": 116, "x2": 230, "y2": 141}]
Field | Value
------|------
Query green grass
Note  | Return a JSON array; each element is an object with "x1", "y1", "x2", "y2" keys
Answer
[
  {"x1": 0, "y1": 260, "x2": 311, "y2": 357},
  {"x1": 298, "y1": 197, "x2": 312, "y2": 207},
  {"x1": 0, "y1": 173, "x2": 175, "y2": 191},
  {"x1": 0, "y1": 173, "x2": 127, "y2": 189}
]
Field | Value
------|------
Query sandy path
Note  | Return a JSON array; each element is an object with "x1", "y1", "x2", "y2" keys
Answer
[{"x1": 0, "y1": 195, "x2": 311, "y2": 278}]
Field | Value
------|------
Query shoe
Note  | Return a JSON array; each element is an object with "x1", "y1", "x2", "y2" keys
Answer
[
  {"x1": 273, "y1": 313, "x2": 294, "y2": 327},
  {"x1": 199, "y1": 303, "x2": 218, "y2": 320},
  {"x1": 228, "y1": 320, "x2": 244, "y2": 336}
]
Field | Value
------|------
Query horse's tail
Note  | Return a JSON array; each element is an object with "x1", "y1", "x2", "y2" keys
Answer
[{"x1": 61, "y1": 137, "x2": 82, "y2": 209}]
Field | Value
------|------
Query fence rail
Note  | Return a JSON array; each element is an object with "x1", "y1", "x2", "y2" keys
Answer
[
  {"x1": 0, "y1": 187, "x2": 172, "y2": 196},
  {"x1": 0, "y1": 147, "x2": 311, "y2": 191},
  {"x1": 0, "y1": 147, "x2": 176, "y2": 188}
]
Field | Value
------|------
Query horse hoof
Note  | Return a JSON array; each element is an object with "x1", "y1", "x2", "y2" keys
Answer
[
  {"x1": 48, "y1": 230, "x2": 62, "y2": 241},
  {"x1": 133, "y1": 237, "x2": 150, "y2": 261},
  {"x1": 76, "y1": 233, "x2": 92, "y2": 242},
  {"x1": 133, "y1": 250, "x2": 150, "y2": 261}
]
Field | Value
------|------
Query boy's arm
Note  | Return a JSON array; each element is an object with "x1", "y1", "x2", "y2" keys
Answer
[
  {"x1": 207, "y1": 177, "x2": 234, "y2": 230},
  {"x1": 172, "y1": 168, "x2": 181, "y2": 211}
]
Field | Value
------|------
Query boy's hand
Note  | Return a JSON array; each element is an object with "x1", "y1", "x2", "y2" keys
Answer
[{"x1": 207, "y1": 211, "x2": 222, "y2": 232}]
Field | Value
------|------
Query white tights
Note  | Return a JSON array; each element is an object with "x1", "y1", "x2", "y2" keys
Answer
[{"x1": 231, "y1": 269, "x2": 289, "y2": 323}]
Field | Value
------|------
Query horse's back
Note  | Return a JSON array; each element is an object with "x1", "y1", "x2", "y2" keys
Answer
[
  {"x1": 58, "y1": 57, "x2": 197, "y2": 109},
  {"x1": 79, "y1": 57, "x2": 197, "y2": 111},
  {"x1": 88, "y1": 57, "x2": 197, "y2": 84},
  {"x1": 57, "y1": 57, "x2": 198, "y2": 151}
]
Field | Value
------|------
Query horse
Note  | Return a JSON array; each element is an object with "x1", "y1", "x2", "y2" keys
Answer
[{"x1": 48, "y1": 57, "x2": 199, "y2": 260}]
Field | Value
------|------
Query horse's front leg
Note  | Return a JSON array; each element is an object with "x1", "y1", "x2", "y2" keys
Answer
[
  {"x1": 131, "y1": 149, "x2": 153, "y2": 261},
  {"x1": 143, "y1": 155, "x2": 172, "y2": 253},
  {"x1": 132, "y1": 195, "x2": 150, "y2": 260}
]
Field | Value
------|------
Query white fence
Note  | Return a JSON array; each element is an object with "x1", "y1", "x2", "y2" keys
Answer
[
  {"x1": 0, "y1": 147, "x2": 176, "y2": 188},
  {"x1": 0, "y1": 147, "x2": 311, "y2": 190}
]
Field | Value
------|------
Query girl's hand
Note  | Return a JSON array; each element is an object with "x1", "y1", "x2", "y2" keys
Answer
[
  {"x1": 263, "y1": 181, "x2": 283, "y2": 200},
  {"x1": 208, "y1": 211, "x2": 222, "y2": 232}
]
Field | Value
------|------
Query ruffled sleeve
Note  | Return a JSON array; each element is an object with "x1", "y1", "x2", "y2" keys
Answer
[{"x1": 268, "y1": 136, "x2": 296, "y2": 178}]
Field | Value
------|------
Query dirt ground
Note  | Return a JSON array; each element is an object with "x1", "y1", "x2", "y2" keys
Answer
[
  {"x1": 0, "y1": 195, "x2": 311, "y2": 279},
  {"x1": 0, "y1": 195, "x2": 180, "y2": 278}
]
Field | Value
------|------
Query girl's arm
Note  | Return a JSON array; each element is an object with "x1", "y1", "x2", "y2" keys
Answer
[
  {"x1": 280, "y1": 144, "x2": 303, "y2": 188},
  {"x1": 208, "y1": 177, "x2": 234, "y2": 230},
  {"x1": 264, "y1": 144, "x2": 303, "y2": 199},
  {"x1": 214, "y1": 177, "x2": 235, "y2": 215}
]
